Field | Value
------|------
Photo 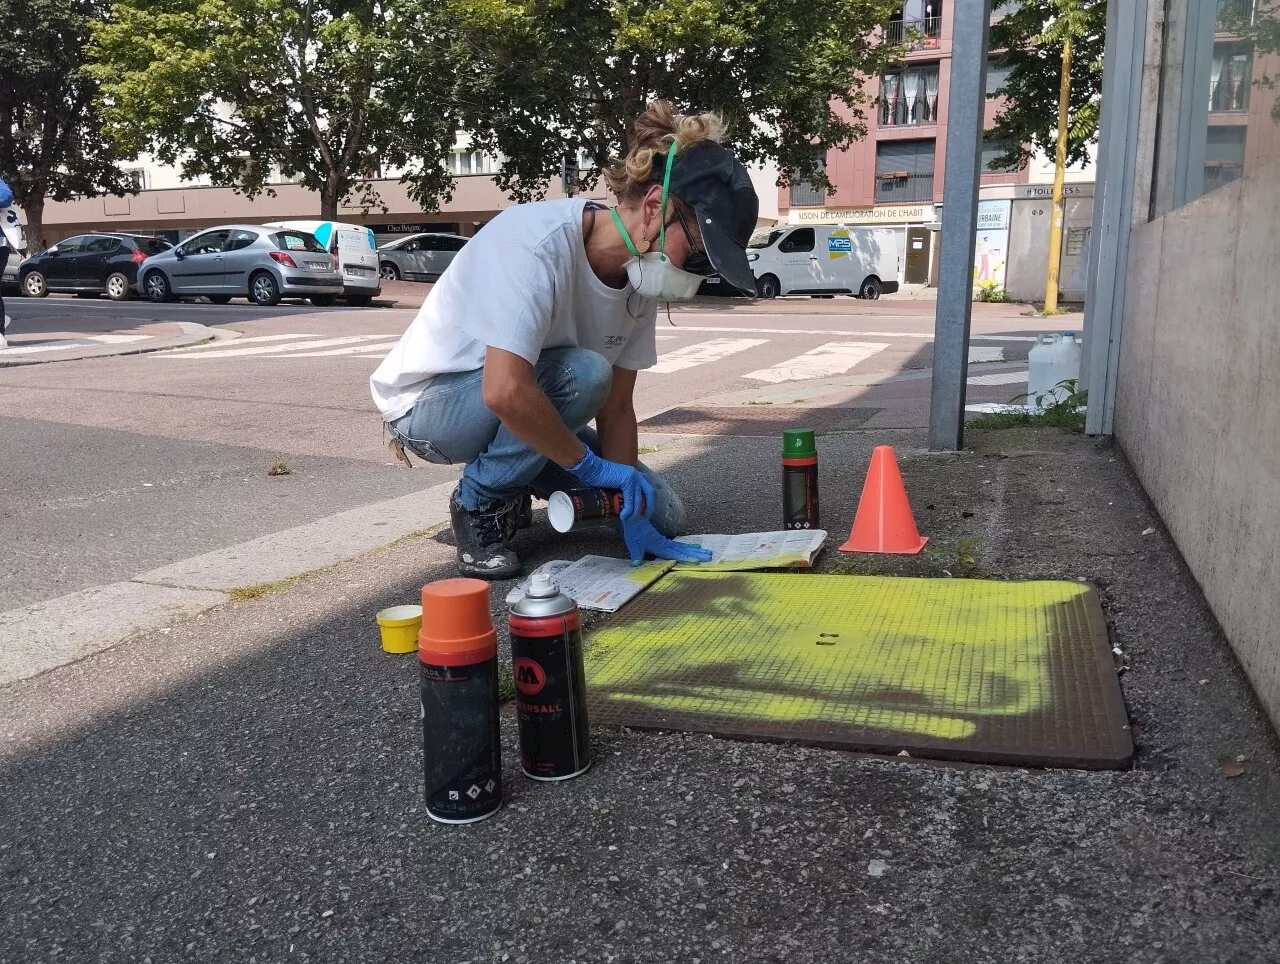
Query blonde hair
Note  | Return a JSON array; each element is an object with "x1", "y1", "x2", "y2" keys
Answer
[{"x1": 604, "y1": 100, "x2": 728, "y2": 203}]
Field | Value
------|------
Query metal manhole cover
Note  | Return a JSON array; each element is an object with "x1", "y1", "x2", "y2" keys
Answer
[
  {"x1": 584, "y1": 572, "x2": 1132, "y2": 770},
  {"x1": 639, "y1": 406, "x2": 878, "y2": 437}
]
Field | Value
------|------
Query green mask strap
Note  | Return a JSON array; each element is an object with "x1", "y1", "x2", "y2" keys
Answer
[
  {"x1": 657, "y1": 142, "x2": 677, "y2": 261},
  {"x1": 609, "y1": 142, "x2": 677, "y2": 261},
  {"x1": 609, "y1": 207, "x2": 642, "y2": 259}
]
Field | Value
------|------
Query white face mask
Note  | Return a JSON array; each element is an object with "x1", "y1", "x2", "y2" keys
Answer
[{"x1": 624, "y1": 252, "x2": 704, "y2": 302}]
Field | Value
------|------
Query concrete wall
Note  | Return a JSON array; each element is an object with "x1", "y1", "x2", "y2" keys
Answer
[{"x1": 1114, "y1": 158, "x2": 1280, "y2": 725}]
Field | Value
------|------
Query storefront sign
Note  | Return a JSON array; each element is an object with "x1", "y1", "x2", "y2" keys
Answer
[
  {"x1": 1013, "y1": 183, "x2": 1094, "y2": 199},
  {"x1": 788, "y1": 204, "x2": 935, "y2": 225},
  {"x1": 976, "y1": 199, "x2": 1011, "y2": 231}
]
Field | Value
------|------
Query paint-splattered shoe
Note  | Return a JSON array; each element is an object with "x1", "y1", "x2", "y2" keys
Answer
[{"x1": 449, "y1": 487, "x2": 521, "y2": 580}]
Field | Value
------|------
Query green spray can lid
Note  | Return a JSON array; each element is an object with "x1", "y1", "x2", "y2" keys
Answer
[{"x1": 782, "y1": 428, "x2": 817, "y2": 459}]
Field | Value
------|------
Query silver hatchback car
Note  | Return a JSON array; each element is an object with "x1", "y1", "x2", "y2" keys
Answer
[
  {"x1": 377, "y1": 232, "x2": 468, "y2": 283},
  {"x1": 137, "y1": 224, "x2": 344, "y2": 306}
]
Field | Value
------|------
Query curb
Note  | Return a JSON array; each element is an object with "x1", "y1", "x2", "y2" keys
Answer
[
  {"x1": 0, "y1": 321, "x2": 220, "y2": 367},
  {"x1": 0, "y1": 478, "x2": 459, "y2": 687}
]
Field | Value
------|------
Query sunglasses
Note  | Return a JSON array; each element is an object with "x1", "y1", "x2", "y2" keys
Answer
[{"x1": 672, "y1": 205, "x2": 713, "y2": 276}]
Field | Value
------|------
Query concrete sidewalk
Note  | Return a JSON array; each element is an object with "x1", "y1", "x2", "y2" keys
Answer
[
  {"x1": 2, "y1": 428, "x2": 1278, "y2": 963},
  {"x1": 0, "y1": 320, "x2": 214, "y2": 366}
]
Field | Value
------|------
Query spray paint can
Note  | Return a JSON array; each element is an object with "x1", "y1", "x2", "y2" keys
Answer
[
  {"x1": 418, "y1": 578, "x2": 502, "y2": 824},
  {"x1": 782, "y1": 428, "x2": 820, "y2": 530},
  {"x1": 508, "y1": 573, "x2": 591, "y2": 781},
  {"x1": 547, "y1": 488, "x2": 625, "y2": 534}
]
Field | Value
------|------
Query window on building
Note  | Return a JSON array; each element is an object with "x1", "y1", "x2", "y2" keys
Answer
[
  {"x1": 448, "y1": 150, "x2": 496, "y2": 176},
  {"x1": 884, "y1": 2, "x2": 944, "y2": 47},
  {"x1": 986, "y1": 61, "x2": 1014, "y2": 97},
  {"x1": 122, "y1": 169, "x2": 149, "y2": 191},
  {"x1": 880, "y1": 65, "x2": 941, "y2": 127},
  {"x1": 1209, "y1": 43, "x2": 1252, "y2": 112},
  {"x1": 1216, "y1": 0, "x2": 1255, "y2": 31},
  {"x1": 1203, "y1": 125, "x2": 1247, "y2": 192},
  {"x1": 789, "y1": 158, "x2": 827, "y2": 207},
  {"x1": 875, "y1": 139, "x2": 935, "y2": 203},
  {"x1": 981, "y1": 136, "x2": 1020, "y2": 174}
]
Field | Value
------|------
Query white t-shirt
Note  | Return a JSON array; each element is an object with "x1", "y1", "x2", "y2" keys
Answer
[{"x1": 370, "y1": 197, "x2": 659, "y2": 422}]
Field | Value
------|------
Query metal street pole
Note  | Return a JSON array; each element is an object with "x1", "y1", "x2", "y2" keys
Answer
[{"x1": 928, "y1": 0, "x2": 992, "y2": 451}]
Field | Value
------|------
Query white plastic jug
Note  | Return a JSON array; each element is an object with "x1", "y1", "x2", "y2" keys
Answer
[{"x1": 1027, "y1": 332, "x2": 1082, "y2": 406}]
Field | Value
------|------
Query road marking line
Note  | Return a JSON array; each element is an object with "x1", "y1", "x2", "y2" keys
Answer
[
  {"x1": 0, "y1": 334, "x2": 152, "y2": 355},
  {"x1": 650, "y1": 338, "x2": 769, "y2": 374},
  {"x1": 968, "y1": 371, "x2": 1029, "y2": 386},
  {"x1": 744, "y1": 342, "x2": 889, "y2": 384},
  {"x1": 159, "y1": 334, "x2": 386, "y2": 358},
  {"x1": 287, "y1": 341, "x2": 403, "y2": 357},
  {"x1": 674, "y1": 324, "x2": 1039, "y2": 342}
]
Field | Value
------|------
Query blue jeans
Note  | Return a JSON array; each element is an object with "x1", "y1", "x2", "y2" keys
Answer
[{"x1": 388, "y1": 347, "x2": 685, "y2": 537}]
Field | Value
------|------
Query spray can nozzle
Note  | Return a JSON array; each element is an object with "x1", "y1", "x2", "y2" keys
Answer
[{"x1": 527, "y1": 572, "x2": 559, "y2": 598}]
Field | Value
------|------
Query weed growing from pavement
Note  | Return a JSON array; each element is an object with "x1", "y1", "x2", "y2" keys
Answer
[
  {"x1": 636, "y1": 446, "x2": 661, "y2": 456},
  {"x1": 968, "y1": 380, "x2": 1088, "y2": 433},
  {"x1": 268, "y1": 461, "x2": 293, "y2": 476},
  {"x1": 744, "y1": 399, "x2": 773, "y2": 405},
  {"x1": 228, "y1": 575, "x2": 306, "y2": 602}
]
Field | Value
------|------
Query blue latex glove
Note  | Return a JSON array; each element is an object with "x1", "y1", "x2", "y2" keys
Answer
[
  {"x1": 622, "y1": 516, "x2": 714, "y2": 566},
  {"x1": 568, "y1": 449, "x2": 655, "y2": 522}
]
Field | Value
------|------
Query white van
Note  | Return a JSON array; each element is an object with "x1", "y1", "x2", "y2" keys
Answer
[
  {"x1": 746, "y1": 225, "x2": 900, "y2": 300},
  {"x1": 265, "y1": 220, "x2": 380, "y2": 305}
]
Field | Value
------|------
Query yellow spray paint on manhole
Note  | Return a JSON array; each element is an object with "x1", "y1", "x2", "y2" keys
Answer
[{"x1": 584, "y1": 572, "x2": 1132, "y2": 769}]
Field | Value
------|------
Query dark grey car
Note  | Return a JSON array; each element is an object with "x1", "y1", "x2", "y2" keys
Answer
[
  {"x1": 377, "y1": 232, "x2": 468, "y2": 283},
  {"x1": 137, "y1": 225, "x2": 343, "y2": 306}
]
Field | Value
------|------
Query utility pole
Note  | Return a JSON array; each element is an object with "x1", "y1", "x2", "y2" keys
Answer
[{"x1": 1043, "y1": 37, "x2": 1072, "y2": 314}]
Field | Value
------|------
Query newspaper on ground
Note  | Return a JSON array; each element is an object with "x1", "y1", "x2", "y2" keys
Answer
[
  {"x1": 674, "y1": 529, "x2": 828, "y2": 571},
  {"x1": 505, "y1": 556, "x2": 675, "y2": 613}
]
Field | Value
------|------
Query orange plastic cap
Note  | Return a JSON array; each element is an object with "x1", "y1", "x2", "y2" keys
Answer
[{"x1": 419, "y1": 578, "x2": 497, "y2": 665}]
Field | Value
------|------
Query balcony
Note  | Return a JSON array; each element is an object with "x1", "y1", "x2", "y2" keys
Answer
[
  {"x1": 880, "y1": 67, "x2": 940, "y2": 127},
  {"x1": 885, "y1": 16, "x2": 942, "y2": 47},
  {"x1": 875, "y1": 172, "x2": 934, "y2": 204}
]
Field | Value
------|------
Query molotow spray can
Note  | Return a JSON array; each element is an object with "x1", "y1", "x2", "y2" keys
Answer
[
  {"x1": 418, "y1": 577, "x2": 502, "y2": 824},
  {"x1": 508, "y1": 573, "x2": 591, "y2": 781},
  {"x1": 546, "y1": 488, "x2": 625, "y2": 534},
  {"x1": 782, "y1": 427, "x2": 820, "y2": 530}
]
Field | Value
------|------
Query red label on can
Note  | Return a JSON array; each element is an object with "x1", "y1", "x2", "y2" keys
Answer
[{"x1": 513, "y1": 657, "x2": 546, "y2": 696}]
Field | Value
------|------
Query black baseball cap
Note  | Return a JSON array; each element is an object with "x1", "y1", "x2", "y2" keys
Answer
[{"x1": 656, "y1": 141, "x2": 760, "y2": 294}]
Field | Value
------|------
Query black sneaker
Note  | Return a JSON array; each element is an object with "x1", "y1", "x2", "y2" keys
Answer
[
  {"x1": 450, "y1": 488, "x2": 521, "y2": 579},
  {"x1": 509, "y1": 494, "x2": 533, "y2": 535}
]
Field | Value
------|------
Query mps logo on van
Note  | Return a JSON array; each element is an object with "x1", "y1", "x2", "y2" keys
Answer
[{"x1": 827, "y1": 229, "x2": 851, "y2": 260}]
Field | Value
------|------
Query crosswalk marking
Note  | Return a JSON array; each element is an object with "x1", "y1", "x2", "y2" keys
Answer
[
  {"x1": 287, "y1": 341, "x2": 403, "y2": 358},
  {"x1": 676, "y1": 324, "x2": 1040, "y2": 343},
  {"x1": 165, "y1": 333, "x2": 317, "y2": 353},
  {"x1": 968, "y1": 346, "x2": 1005, "y2": 363},
  {"x1": 968, "y1": 371, "x2": 1028, "y2": 386},
  {"x1": 161, "y1": 334, "x2": 387, "y2": 358},
  {"x1": 743, "y1": 342, "x2": 889, "y2": 384},
  {"x1": 650, "y1": 338, "x2": 768, "y2": 374}
]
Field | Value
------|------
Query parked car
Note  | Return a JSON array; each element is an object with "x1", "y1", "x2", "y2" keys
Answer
[
  {"x1": 136, "y1": 225, "x2": 343, "y2": 306},
  {"x1": 377, "y1": 232, "x2": 468, "y2": 283},
  {"x1": 20, "y1": 233, "x2": 173, "y2": 301},
  {"x1": 2, "y1": 249, "x2": 20, "y2": 294},
  {"x1": 747, "y1": 225, "x2": 900, "y2": 300},
  {"x1": 265, "y1": 220, "x2": 380, "y2": 305}
]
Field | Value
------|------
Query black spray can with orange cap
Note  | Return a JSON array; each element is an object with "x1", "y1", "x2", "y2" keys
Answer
[{"x1": 508, "y1": 573, "x2": 591, "y2": 781}]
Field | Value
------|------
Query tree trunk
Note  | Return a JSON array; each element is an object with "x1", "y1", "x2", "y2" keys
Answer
[
  {"x1": 319, "y1": 173, "x2": 342, "y2": 220},
  {"x1": 22, "y1": 196, "x2": 46, "y2": 254}
]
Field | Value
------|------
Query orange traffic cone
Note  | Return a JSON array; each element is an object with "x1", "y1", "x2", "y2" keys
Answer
[{"x1": 839, "y1": 445, "x2": 928, "y2": 554}]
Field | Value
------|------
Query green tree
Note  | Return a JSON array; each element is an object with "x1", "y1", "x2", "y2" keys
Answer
[
  {"x1": 389, "y1": 0, "x2": 900, "y2": 205},
  {"x1": 88, "y1": 0, "x2": 457, "y2": 219},
  {"x1": 985, "y1": 0, "x2": 1107, "y2": 172},
  {"x1": 0, "y1": 0, "x2": 134, "y2": 250}
]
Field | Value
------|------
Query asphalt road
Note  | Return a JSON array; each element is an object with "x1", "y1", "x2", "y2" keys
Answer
[{"x1": 0, "y1": 290, "x2": 1070, "y2": 611}]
